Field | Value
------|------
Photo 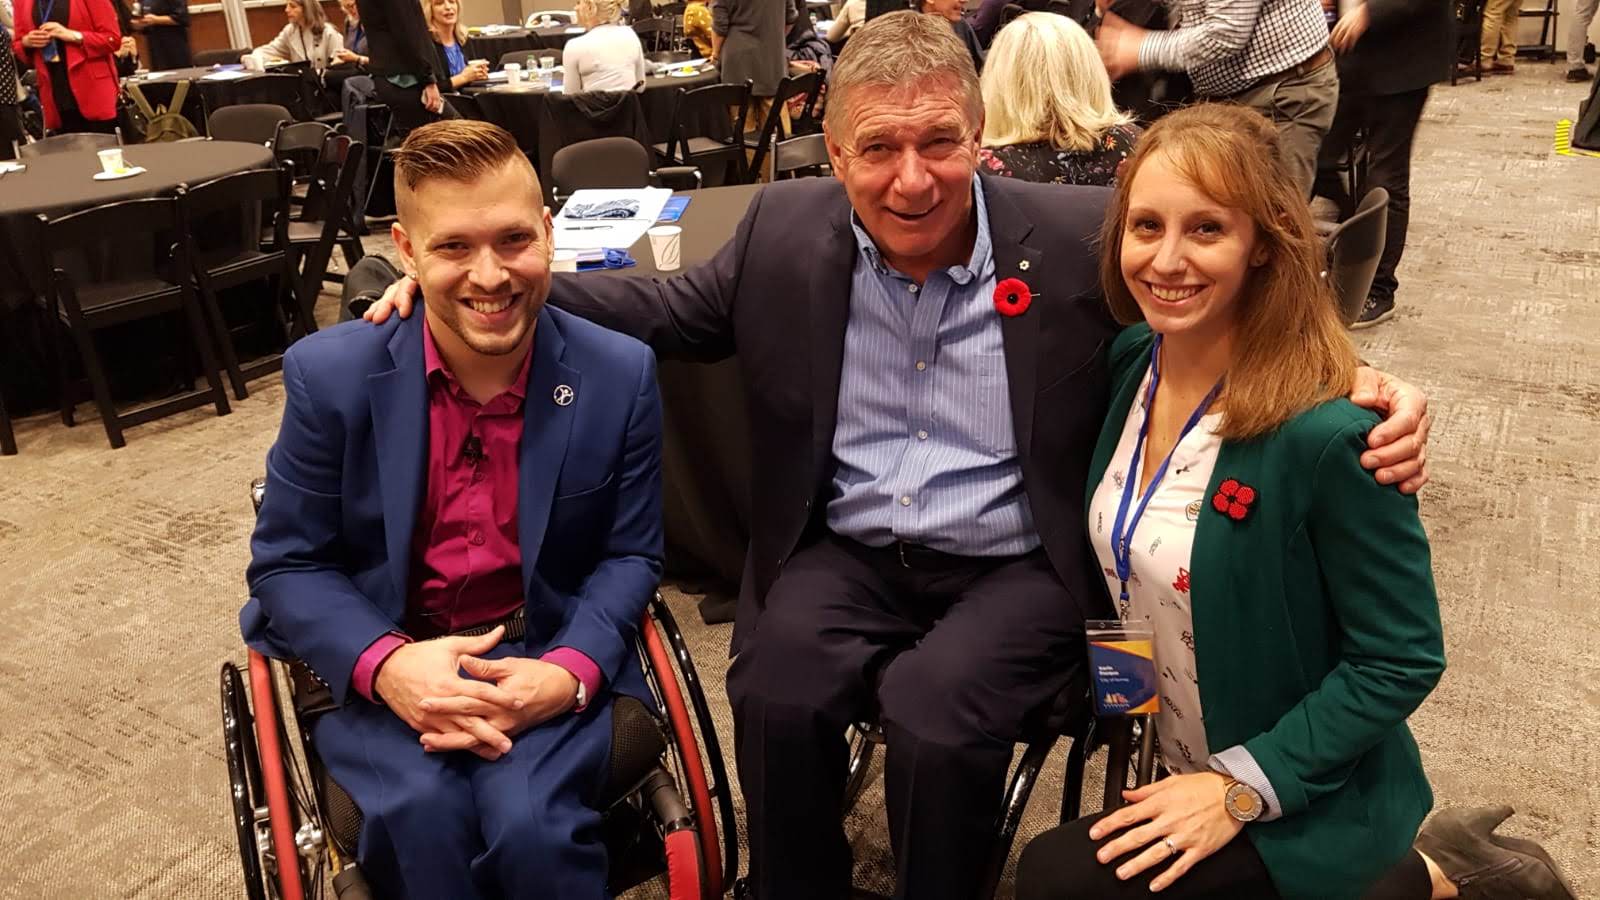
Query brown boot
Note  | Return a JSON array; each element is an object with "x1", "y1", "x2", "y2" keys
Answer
[{"x1": 1414, "y1": 806, "x2": 1577, "y2": 900}]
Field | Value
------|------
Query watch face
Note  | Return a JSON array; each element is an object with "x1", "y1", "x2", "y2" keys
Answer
[{"x1": 1226, "y1": 783, "x2": 1262, "y2": 821}]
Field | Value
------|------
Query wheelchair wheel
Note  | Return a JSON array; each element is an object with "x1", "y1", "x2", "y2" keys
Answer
[{"x1": 221, "y1": 661, "x2": 270, "y2": 900}]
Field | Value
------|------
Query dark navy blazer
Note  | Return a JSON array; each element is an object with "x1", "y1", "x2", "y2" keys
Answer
[{"x1": 242, "y1": 303, "x2": 664, "y2": 708}]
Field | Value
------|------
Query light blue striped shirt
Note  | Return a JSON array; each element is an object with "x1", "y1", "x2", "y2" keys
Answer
[{"x1": 827, "y1": 178, "x2": 1039, "y2": 557}]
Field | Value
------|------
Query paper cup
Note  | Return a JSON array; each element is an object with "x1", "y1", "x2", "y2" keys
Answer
[
  {"x1": 97, "y1": 148, "x2": 126, "y2": 175},
  {"x1": 539, "y1": 56, "x2": 556, "y2": 71},
  {"x1": 646, "y1": 225, "x2": 682, "y2": 272},
  {"x1": 551, "y1": 249, "x2": 579, "y2": 273},
  {"x1": 469, "y1": 58, "x2": 489, "y2": 70},
  {"x1": 242, "y1": 54, "x2": 264, "y2": 72},
  {"x1": 504, "y1": 62, "x2": 522, "y2": 84}
]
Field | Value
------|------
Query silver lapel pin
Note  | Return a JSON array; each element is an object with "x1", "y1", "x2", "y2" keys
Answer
[{"x1": 553, "y1": 384, "x2": 575, "y2": 407}]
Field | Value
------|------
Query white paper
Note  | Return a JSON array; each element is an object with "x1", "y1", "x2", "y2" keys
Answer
[
  {"x1": 552, "y1": 187, "x2": 673, "y2": 250},
  {"x1": 201, "y1": 69, "x2": 253, "y2": 81}
]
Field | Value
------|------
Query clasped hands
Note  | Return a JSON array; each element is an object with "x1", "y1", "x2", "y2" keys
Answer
[
  {"x1": 374, "y1": 625, "x2": 580, "y2": 761},
  {"x1": 21, "y1": 22, "x2": 77, "y2": 48},
  {"x1": 1088, "y1": 772, "x2": 1245, "y2": 891}
]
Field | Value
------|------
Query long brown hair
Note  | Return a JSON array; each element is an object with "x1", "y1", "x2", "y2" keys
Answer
[{"x1": 1099, "y1": 103, "x2": 1357, "y2": 441}]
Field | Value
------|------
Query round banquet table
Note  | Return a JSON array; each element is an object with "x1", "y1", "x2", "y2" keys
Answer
[
  {"x1": 469, "y1": 24, "x2": 585, "y2": 63},
  {"x1": 0, "y1": 140, "x2": 276, "y2": 412},
  {"x1": 471, "y1": 67, "x2": 724, "y2": 179}
]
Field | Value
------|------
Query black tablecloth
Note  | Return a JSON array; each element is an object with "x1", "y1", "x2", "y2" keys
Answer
[
  {"x1": 589, "y1": 184, "x2": 761, "y2": 604},
  {"x1": 0, "y1": 141, "x2": 276, "y2": 411},
  {"x1": 471, "y1": 68, "x2": 723, "y2": 174},
  {"x1": 468, "y1": 25, "x2": 583, "y2": 64}
]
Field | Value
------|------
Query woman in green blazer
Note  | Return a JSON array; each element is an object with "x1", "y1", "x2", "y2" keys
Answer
[{"x1": 1014, "y1": 104, "x2": 1575, "y2": 900}]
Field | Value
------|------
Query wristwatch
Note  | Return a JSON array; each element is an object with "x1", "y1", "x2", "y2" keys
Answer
[{"x1": 1223, "y1": 779, "x2": 1264, "y2": 823}]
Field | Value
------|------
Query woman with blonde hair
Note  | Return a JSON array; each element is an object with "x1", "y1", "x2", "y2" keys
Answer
[
  {"x1": 1013, "y1": 102, "x2": 1573, "y2": 900},
  {"x1": 422, "y1": 0, "x2": 486, "y2": 89},
  {"x1": 978, "y1": 13, "x2": 1139, "y2": 187},
  {"x1": 249, "y1": 0, "x2": 343, "y2": 72},
  {"x1": 562, "y1": 0, "x2": 646, "y2": 93}
]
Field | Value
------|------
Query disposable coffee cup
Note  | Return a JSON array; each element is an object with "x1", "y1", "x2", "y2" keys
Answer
[
  {"x1": 469, "y1": 58, "x2": 489, "y2": 72},
  {"x1": 539, "y1": 55, "x2": 556, "y2": 71},
  {"x1": 646, "y1": 225, "x2": 682, "y2": 271},
  {"x1": 97, "y1": 147, "x2": 126, "y2": 175},
  {"x1": 551, "y1": 249, "x2": 578, "y2": 273},
  {"x1": 504, "y1": 62, "x2": 522, "y2": 84}
]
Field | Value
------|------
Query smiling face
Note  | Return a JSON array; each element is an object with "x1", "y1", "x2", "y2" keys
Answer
[
  {"x1": 392, "y1": 159, "x2": 552, "y2": 365},
  {"x1": 825, "y1": 78, "x2": 982, "y2": 280},
  {"x1": 1119, "y1": 150, "x2": 1266, "y2": 346},
  {"x1": 430, "y1": 0, "x2": 458, "y2": 30}
]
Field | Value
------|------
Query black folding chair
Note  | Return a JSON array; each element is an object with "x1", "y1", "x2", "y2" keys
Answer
[
  {"x1": 182, "y1": 167, "x2": 301, "y2": 398},
  {"x1": 209, "y1": 103, "x2": 294, "y2": 144},
  {"x1": 287, "y1": 134, "x2": 365, "y2": 317},
  {"x1": 653, "y1": 80, "x2": 751, "y2": 185},
  {"x1": 211, "y1": 74, "x2": 309, "y2": 124},
  {"x1": 633, "y1": 16, "x2": 674, "y2": 53},
  {"x1": 550, "y1": 136, "x2": 701, "y2": 205},
  {"x1": 272, "y1": 120, "x2": 337, "y2": 197},
  {"x1": 768, "y1": 132, "x2": 829, "y2": 180},
  {"x1": 33, "y1": 194, "x2": 231, "y2": 448},
  {"x1": 14, "y1": 128, "x2": 122, "y2": 159},
  {"x1": 745, "y1": 71, "x2": 823, "y2": 182},
  {"x1": 194, "y1": 47, "x2": 249, "y2": 67}
]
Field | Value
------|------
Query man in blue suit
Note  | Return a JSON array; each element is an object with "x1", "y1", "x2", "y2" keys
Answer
[{"x1": 241, "y1": 119, "x2": 663, "y2": 899}]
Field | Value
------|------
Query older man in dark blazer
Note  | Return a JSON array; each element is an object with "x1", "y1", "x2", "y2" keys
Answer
[{"x1": 368, "y1": 12, "x2": 1432, "y2": 897}]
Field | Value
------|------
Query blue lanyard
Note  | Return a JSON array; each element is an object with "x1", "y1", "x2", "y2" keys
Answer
[{"x1": 1109, "y1": 335, "x2": 1223, "y2": 605}]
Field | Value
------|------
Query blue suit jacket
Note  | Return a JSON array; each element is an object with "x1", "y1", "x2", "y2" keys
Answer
[{"x1": 242, "y1": 303, "x2": 663, "y2": 708}]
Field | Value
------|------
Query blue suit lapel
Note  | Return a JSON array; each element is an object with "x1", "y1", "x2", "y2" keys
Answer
[
  {"x1": 369, "y1": 316, "x2": 429, "y2": 611},
  {"x1": 518, "y1": 307, "x2": 579, "y2": 596}
]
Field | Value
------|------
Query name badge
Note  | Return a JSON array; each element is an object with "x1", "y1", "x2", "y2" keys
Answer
[{"x1": 1086, "y1": 620, "x2": 1160, "y2": 716}]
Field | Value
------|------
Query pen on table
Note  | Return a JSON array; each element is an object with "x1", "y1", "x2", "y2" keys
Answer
[{"x1": 560, "y1": 224, "x2": 617, "y2": 230}]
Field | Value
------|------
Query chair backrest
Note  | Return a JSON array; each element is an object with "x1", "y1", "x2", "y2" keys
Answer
[
  {"x1": 552, "y1": 136, "x2": 652, "y2": 202},
  {"x1": 299, "y1": 132, "x2": 359, "y2": 223},
  {"x1": 15, "y1": 129, "x2": 121, "y2": 159},
  {"x1": 292, "y1": 134, "x2": 365, "y2": 304},
  {"x1": 193, "y1": 47, "x2": 249, "y2": 67},
  {"x1": 34, "y1": 196, "x2": 188, "y2": 310},
  {"x1": 632, "y1": 16, "x2": 673, "y2": 51},
  {"x1": 665, "y1": 80, "x2": 751, "y2": 159},
  {"x1": 441, "y1": 92, "x2": 485, "y2": 121},
  {"x1": 499, "y1": 50, "x2": 542, "y2": 69},
  {"x1": 272, "y1": 120, "x2": 334, "y2": 175},
  {"x1": 210, "y1": 103, "x2": 294, "y2": 145},
  {"x1": 526, "y1": 8, "x2": 575, "y2": 25},
  {"x1": 536, "y1": 91, "x2": 653, "y2": 200},
  {"x1": 182, "y1": 167, "x2": 292, "y2": 265},
  {"x1": 747, "y1": 71, "x2": 823, "y2": 179},
  {"x1": 219, "y1": 74, "x2": 308, "y2": 121},
  {"x1": 1325, "y1": 187, "x2": 1390, "y2": 326},
  {"x1": 771, "y1": 133, "x2": 828, "y2": 180}
]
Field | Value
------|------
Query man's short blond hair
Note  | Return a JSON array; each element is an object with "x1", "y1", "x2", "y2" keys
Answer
[
  {"x1": 823, "y1": 10, "x2": 983, "y2": 138},
  {"x1": 390, "y1": 120, "x2": 541, "y2": 218}
]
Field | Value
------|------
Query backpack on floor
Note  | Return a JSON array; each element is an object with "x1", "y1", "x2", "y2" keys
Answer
[
  {"x1": 1574, "y1": 67, "x2": 1600, "y2": 150},
  {"x1": 123, "y1": 81, "x2": 199, "y2": 143}
]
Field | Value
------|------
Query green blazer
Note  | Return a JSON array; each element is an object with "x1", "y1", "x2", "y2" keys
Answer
[{"x1": 1086, "y1": 326, "x2": 1447, "y2": 899}]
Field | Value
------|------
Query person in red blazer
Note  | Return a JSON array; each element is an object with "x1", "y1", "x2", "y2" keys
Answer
[{"x1": 12, "y1": 0, "x2": 122, "y2": 133}]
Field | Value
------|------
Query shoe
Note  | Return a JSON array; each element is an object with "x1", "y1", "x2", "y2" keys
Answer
[
  {"x1": 1414, "y1": 806, "x2": 1578, "y2": 900},
  {"x1": 1566, "y1": 65, "x2": 1593, "y2": 83},
  {"x1": 1489, "y1": 62, "x2": 1516, "y2": 75},
  {"x1": 1349, "y1": 294, "x2": 1395, "y2": 329}
]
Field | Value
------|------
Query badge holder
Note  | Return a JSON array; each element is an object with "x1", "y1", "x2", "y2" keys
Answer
[{"x1": 1087, "y1": 620, "x2": 1161, "y2": 809}]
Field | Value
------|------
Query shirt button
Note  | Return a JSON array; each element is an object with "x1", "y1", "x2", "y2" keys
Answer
[
  {"x1": 915, "y1": 360, "x2": 927, "y2": 371},
  {"x1": 908, "y1": 283, "x2": 919, "y2": 294},
  {"x1": 899, "y1": 495, "x2": 912, "y2": 506},
  {"x1": 917, "y1": 430, "x2": 928, "y2": 440},
  {"x1": 470, "y1": 531, "x2": 485, "y2": 546}
]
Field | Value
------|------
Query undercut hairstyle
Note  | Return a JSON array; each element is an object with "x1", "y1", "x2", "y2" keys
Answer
[
  {"x1": 421, "y1": 0, "x2": 469, "y2": 45},
  {"x1": 1100, "y1": 103, "x2": 1358, "y2": 441},
  {"x1": 390, "y1": 119, "x2": 541, "y2": 220},
  {"x1": 981, "y1": 13, "x2": 1131, "y2": 153},
  {"x1": 824, "y1": 10, "x2": 982, "y2": 139}
]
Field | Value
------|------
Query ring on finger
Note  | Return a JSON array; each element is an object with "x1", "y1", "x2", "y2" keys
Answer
[{"x1": 1162, "y1": 837, "x2": 1178, "y2": 858}]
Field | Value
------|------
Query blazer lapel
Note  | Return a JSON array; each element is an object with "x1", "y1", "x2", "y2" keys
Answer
[
  {"x1": 982, "y1": 176, "x2": 1044, "y2": 455},
  {"x1": 808, "y1": 199, "x2": 857, "y2": 475},
  {"x1": 517, "y1": 308, "x2": 579, "y2": 595},
  {"x1": 368, "y1": 316, "x2": 429, "y2": 609}
]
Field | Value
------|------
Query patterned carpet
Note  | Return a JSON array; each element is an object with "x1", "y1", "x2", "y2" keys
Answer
[{"x1": 2, "y1": 64, "x2": 1598, "y2": 899}]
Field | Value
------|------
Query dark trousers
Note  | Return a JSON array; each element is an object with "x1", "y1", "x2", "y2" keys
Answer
[
  {"x1": 1314, "y1": 86, "x2": 1431, "y2": 304},
  {"x1": 726, "y1": 532, "x2": 1094, "y2": 900},
  {"x1": 309, "y1": 641, "x2": 613, "y2": 899},
  {"x1": 51, "y1": 107, "x2": 118, "y2": 135},
  {"x1": 1016, "y1": 811, "x2": 1434, "y2": 900},
  {"x1": 371, "y1": 75, "x2": 459, "y2": 135}
]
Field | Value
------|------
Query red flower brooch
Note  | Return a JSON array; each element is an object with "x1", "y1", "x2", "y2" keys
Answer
[
  {"x1": 1212, "y1": 478, "x2": 1257, "y2": 521},
  {"x1": 994, "y1": 277, "x2": 1032, "y2": 317}
]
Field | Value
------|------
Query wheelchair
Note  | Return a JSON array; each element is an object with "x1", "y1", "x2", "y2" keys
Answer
[
  {"x1": 221, "y1": 479, "x2": 739, "y2": 899},
  {"x1": 837, "y1": 700, "x2": 1158, "y2": 899}
]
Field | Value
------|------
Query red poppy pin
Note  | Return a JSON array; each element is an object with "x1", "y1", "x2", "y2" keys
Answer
[
  {"x1": 994, "y1": 277, "x2": 1033, "y2": 317},
  {"x1": 1211, "y1": 478, "x2": 1257, "y2": 522}
]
